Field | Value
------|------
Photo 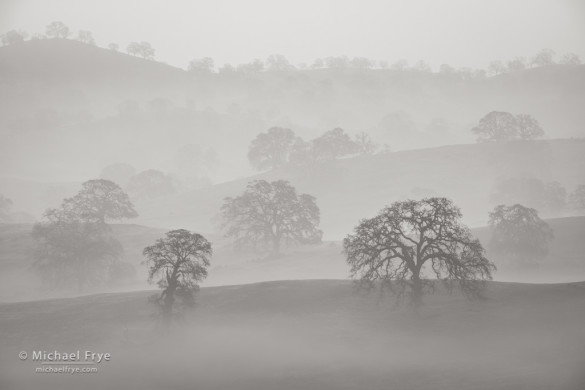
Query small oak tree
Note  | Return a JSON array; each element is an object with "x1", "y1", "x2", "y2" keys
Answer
[
  {"x1": 472, "y1": 111, "x2": 518, "y2": 142},
  {"x1": 343, "y1": 198, "x2": 495, "y2": 307},
  {"x1": 248, "y1": 127, "x2": 296, "y2": 171},
  {"x1": 32, "y1": 206, "x2": 122, "y2": 291},
  {"x1": 569, "y1": 184, "x2": 585, "y2": 212},
  {"x1": 472, "y1": 111, "x2": 544, "y2": 142},
  {"x1": 46, "y1": 21, "x2": 70, "y2": 39},
  {"x1": 488, "y1": 204, "x2": 554, "y2": 265},
  {"x1": 143, "y1": 230, "x2": 212, "y2": 332},
  {"x1": 515, "y1": 114, "x2": 544, "y2": 140},
  {"x1": 221, "y1": 180, "x2": 322, "y2": 254},
  {"x1": 312, "y1": 128, "x2": 357, "y2": 161},
  {"x1": 66, "y1": 179, "x2": 138, "y2": 223}
]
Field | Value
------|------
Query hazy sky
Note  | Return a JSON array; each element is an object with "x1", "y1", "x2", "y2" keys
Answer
[{"x1": 1, "y1": 0, "x2": 584, "y2": 70}]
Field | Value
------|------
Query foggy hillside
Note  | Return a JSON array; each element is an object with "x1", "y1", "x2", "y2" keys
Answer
[
  {"x1": 1, "y1": 39, "x2": 584, "y2": 184},
  {"x1": 134, "y1": 139, "x2": 585, "y2": 237}
]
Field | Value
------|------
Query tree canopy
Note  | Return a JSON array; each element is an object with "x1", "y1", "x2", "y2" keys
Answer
[
  {"x1": 343, "y1": 198, "x2": 495, "y2": 306},
  {"x1": 65, "y1": 179, "x2": 138, "y2": 223},
  {"x1": 221, "y1": 180, "x2": 322, "y2": 254},
  {"x1": 472, "y1": 111, "x2": 544, "y2": 142},
  {"x1": 248, "y1": 127, "x2": 296, "y2": 171},
  {"x1": 488, "y1": 204, "x2": 553, "y2": 265},
  {"x1": 46, "y1": 21, "x2": 70, "y2": 39}
]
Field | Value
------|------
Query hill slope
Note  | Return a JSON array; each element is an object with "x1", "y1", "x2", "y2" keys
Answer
[
  {"x1": 1, "y1": 39, "x2": 585, "y2": 182},
  {"x1": 0, "y1": 279, "x2": 584, "y2": 390},
  {"x1": 135, "y1": 139, "x2": 585, "y2": 237}
]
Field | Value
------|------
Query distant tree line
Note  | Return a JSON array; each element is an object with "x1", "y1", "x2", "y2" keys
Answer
[
  {"x1": 1, "y1": 25, "x2": 580, "y2": 75},
  {"x1": 0, "y1": 21, "x2": 156, "y2": 60}
]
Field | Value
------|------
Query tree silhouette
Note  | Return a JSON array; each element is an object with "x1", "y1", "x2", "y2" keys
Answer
[
  {"x1": 488, "y1": 204, "x2": 553, "y2": 265},
  {"x1": 32, "y1": 205, "x2": 122, "y2": 291},
  {"x1": 472, "y1": 111, "x2": 544, "y2": 142},
  {"x1": 65, "y1": 179, "x2": 138, "y2": 223},
  {"x1": 221, "y1": 180, "x2": 322, "y2": 254},
  {"x1": 143, "y1": 229, "x2": 212, "y2": 332},
  {"x1": 343, "y1": 198, "x2": 495, "y2": 307},
  {"x1": 46, "y1": 21, "x2": 70, "y2": 39},
  {"x1": 472, "y1": 111, "x2": 518, "y2": 142},
  {"x1": 515, "y1": 114, "x2": 544, "y2": 140},
  {"x1": 569, "y1": 184, "x2": 585, "y2": 212},
  {"x1": 312, "y1": 128, "x2": 357, "y2": 161},
  {"x1": 248, "y1": 127, "x2": 296, "y2": 171}
]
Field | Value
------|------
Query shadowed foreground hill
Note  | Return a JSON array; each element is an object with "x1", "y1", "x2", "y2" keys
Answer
[{"x1": 0, "y1": 279, "x2": 584, "y2": 390}]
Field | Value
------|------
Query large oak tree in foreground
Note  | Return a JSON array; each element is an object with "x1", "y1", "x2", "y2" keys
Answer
[
  {"x1": 343, "y1": 198, "x2": 495, "y2": 307},
  {"x1": 143, "y1": 229, "x2": 212, "y2": 332},
  {"x1": 221, "y1": 180, "x2": 322, "y2": 254}
]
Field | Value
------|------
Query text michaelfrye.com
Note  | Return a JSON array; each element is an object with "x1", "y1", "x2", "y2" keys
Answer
[{"x1": 18, "y1": 350, "x2": 110, "y2": 374}]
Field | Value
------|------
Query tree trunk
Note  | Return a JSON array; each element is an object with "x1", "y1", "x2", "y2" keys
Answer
[
  {"x1": 161, "y1": 283, "x2": 176, "y2": 334},
  {"x1": 272, "y1": 236, "x2": 281, "y2": 255},
  {"x1": 411, "y1": 272, "x2": 423, "y2": 311}
]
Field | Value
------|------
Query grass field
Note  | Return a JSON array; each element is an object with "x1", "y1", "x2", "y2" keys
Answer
[{"x1": 0, "y1": 279, "x2": 584, "y2": 390}]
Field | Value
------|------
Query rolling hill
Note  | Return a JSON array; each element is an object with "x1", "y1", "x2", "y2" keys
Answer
[
  {"x1": 1, "y1": 39, "x2": 585, "y2": 182},
  {"x1": 0, "y1": 279, "x2": 584, "y2": 390}
]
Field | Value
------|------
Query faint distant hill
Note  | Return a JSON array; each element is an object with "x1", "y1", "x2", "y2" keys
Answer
[
  {"x1": 1, "y1": 39, "x2": 585, "y2": 181},
  {"x1": 135, "y1": 139, "x2": 585, "y2": 237}
]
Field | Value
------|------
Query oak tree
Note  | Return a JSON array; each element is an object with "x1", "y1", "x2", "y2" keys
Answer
[
  {"x1": 221, "y1": 180, "x2": 322, "y2": 254},
  {"x1": 343, "y1": 198, "x2": 495, "y2": 307},
  {"x1": 143, "y1": 230, "x2": 212, "y2": 331},
  {"x1": 488, "y1": 204, "x2": 553, "y2": 265}
]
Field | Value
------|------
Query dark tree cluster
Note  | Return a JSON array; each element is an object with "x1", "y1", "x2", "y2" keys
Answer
[
  {"x1": 472, "y1": 111, "x2": 544, "y2": 142},
  {"x1": 248, "y1": 127, "x2": 378, "y2": 171}
]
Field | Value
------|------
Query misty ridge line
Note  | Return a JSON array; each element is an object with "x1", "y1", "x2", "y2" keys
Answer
[{"x1": 1, "y1": 21, "x2": 582, "y2": 77}]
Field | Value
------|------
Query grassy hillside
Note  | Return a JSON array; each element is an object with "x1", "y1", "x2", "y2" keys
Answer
[{"x1": 0, "y1": 279, "x2": 584, "y2": 390}]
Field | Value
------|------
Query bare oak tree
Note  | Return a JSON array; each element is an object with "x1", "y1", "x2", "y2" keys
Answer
[
  {"x1": 221, "y1": 180, "x2": 322, "y2": 254},
  {"x1": 343, "y1": 198, "x2": 495, "y2": 307},
  {"x1": 143, "y1": 230, "x2": 212, "y2": 332}
]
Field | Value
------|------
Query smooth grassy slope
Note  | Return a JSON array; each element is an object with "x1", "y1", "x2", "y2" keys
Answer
[
  {"x1": 0, "y1": 279, "x2": 584, "y2": 390},
  {"x1": 134, "y1": 139, "x2": 585, "y2": 238}
]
